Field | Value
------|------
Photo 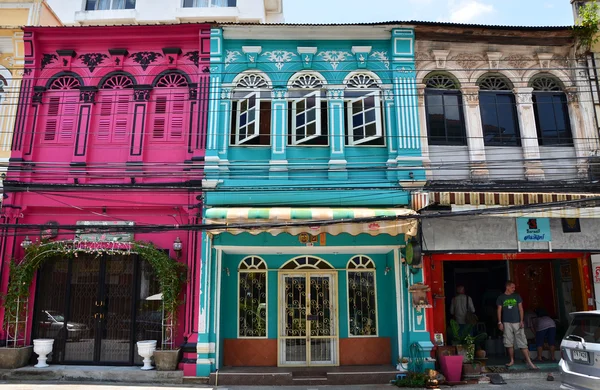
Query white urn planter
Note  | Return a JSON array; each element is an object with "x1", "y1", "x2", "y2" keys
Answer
[
  {"x1": 137, "y1": 340, "x2": 157, "y2": 370},
  {"x1": 33, "y1": 339, "x2": 54, "y2": 368}
]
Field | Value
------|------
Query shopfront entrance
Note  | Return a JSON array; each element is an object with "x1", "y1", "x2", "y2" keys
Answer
[
  {"x1": 279, "y1": 270, "x2": 338, "y2": 366},
  {"x1": 33, "y1": 254, "x2": 162, "y2": 365}
]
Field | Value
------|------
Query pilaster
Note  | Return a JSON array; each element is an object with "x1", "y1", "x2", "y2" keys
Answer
[
  {"x1": 384, "y1": 88, "x2": 399, "y2": 181},
  {"x1": 205, "y1": 28, "x2": 226, "y2": 182},
  {"x1": 326, "y1": 88, "x2": 347, "y2": 180},
  {"x1": 514, "y1": 87, "x2": 544, "y2": 180},
  {"x1": 460, "y1": 86, "x2": 489, "y2": 179},
  {"x1": 127, "y1": 85, "x2": 153, "y2": 181},
  {"x1": 270, "y1": 88, "x2": 288, "y2": 179},
  {"x1": 70, "y1": 86, "x2": 97, "y2": 183}
]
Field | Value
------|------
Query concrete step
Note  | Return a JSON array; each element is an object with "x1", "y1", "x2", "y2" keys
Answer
[{"x1": 0, "y1": 365, "x2": 183, "y2": 384}]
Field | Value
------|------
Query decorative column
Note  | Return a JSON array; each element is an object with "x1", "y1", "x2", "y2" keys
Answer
[
  {"x1": 127, "y1": 85, "x2": 152, "y2": 181},
  {"x1": 514, "y1": 87, "x2": 545, "y2": 180},
  {"x1": 384, "y1": 88, "x2": 399, "y2": 181},
  {"x1": 326, "y1": 88, "x2": 347, "y2": 180},
  {"x1": 460, "y1": 86, "x2": 489, "y2": 179},
  {"x1": 566, "y1": 87, "x2": 590, "y2": 177},
  {"x1": 70, "y1": 87, "x2": 97, "y2": 182},
  {"x1": 270, "y1": 88, "x2": 288, "y2": 179}
]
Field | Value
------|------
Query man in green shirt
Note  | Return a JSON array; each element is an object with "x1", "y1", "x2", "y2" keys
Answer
[{"x1": 496, "y1": 280, "x2": 538, "y2": 369}]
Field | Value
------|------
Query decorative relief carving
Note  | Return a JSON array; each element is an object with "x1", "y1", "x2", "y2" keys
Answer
[
  {"x1": 566, "y1": 88, "x2": 579, "y2": 104},
  {"x1": 432, "y1": 50, "x2": 450, "y2": 69},
  {"x1": 552, "y1": 54, "x2": 570, "y2": 68},
  {"x1": 32, "y1": 91, "x2": 44, "y2": 103},
  {"x1": 3, "y1": 56, "x2": 14, "y2": 68},
  {"x1": 450, "y1": 53, "x2": 485, "y2": 69},
  {"x1": 326, "y1": 89, "x2": 344, "y2": 99},
  {"x1": 224, "y1": 50, "x2": 241, "y2": 68},
  {"x1": 486, "y1": 52, "x2": 502, "y2": 70},
  {"x1": 383, "y1": 89, "x2": 394, "y2": 101},
  {"x1": 189, "y1": 87, "x2": 198, "y2": 100},
  {"x1": 184, "y1": 51, "x2": 200, "y2": 68},
  {"x1": 78, "y1": 53, "x2": 109, "y2": 72},
  {"x1": 317, "y1": 50, "x2": 352, "y2": 70},
  {"x1": 220, "y1": 88, "x2": 231, "y2": 100},
  {"x1": 370, "y1": 51, "x2": 390, "y2": 69},
  {"x1": 505, "y1": 54, "x2": 533, "y2": 70},
  {"x1": 415, "y1": 51, "x2": 432, "y2": 62},
  {"x1": 515, "y1": 93, "x2": 533, "y2": 104},
  {"x1": 272, "y1": 89, "x2": 287, "y2": 99},
  {"x1": 130, "y1": 51, "x2": 163, "y2": 71},
  {"x1": 41, "y1": 54, "x2": 58, "y2": 70},
  {"x1": 23, "y1": 68, "x2": 32, "y2": 76},
  {"x1": 133, "y1": 89, "x2": 150, "y2": 102},
  {"x1": 79, "y1": 90, "x2": 97, "y2": 104},
  {"x1": 262, "y1": 50, "x2": 297, "y2": 71},
  {"x1": 463, "y1": 93, "x2": 479, "y2": 105}
]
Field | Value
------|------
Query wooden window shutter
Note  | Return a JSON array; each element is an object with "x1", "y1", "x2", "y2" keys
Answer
[
  {"x1": 168, "y1": 93, "x2": 186, "y2": 140},
  {"x1": 44, "y1": 96, "x2": 60, "y2": 142},
  {"x1": 152, "y1": 94, "x2": 168, "y2": 140},
  {"x1": 113, "y1": 93, "x2": 130, "y2": 142},
  {"x1": 96, "y1": 95, "x2": 112, "y2": 142},
  {"x1": 59, "y1": 95, "x2": 79, "y2": 141}
]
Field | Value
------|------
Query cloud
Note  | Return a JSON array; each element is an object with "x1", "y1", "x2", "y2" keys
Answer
[{"x1": 448, "y1": 0, "x2": 494, "y2": 23}]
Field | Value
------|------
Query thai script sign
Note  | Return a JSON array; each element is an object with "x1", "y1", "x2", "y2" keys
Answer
[
  {"x1": 516, "y1": 217, "x2": 551, "y2": 242},
  {"x1": 75, "y1": 221, "x2": 134, "y2": 242}
]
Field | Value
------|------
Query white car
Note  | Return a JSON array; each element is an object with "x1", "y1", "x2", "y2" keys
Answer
[{"x1": 559, "y1": 310, "x2": 600, "y2": 389}]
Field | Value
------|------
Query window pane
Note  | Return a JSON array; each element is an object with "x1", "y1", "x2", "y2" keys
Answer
[
  {"x1": 248, "y1": 108, "x2": 255, "y2": 123},
  {"x1": 125, "y1": 0, "x2": 135, "y2": 9},
  {"x1": 306, "y1": 95, "x2": 316, "y2": 109},
  {"x1": 239, "y1": 272, "x2": 267, "y2": 337},
  {"x1": 365, "y1": 108, "x2": 376, "y2": 124},
  {"x1": 248, "y1": 95, "x2": 256, "y2": 109},
  {"x1": 307, "y1": 108, "x2": 316, "y2": 123},
  {"x1": 307, "y1": 122, "x2": 316, "y2": 137},
  {"x1": 352, "y1": 113, "x2": 363, "y2": 128},
  {"x1": 296, "y1": 113, "x2": 305, "y2": 127},
  {"x1": 365, "y1": 123, "x2": 377, "y2": 137},
  {"x1": 496, "y1": 94, "x2": 519, "y2": 145},
  {"x1": 297, "y1": 123, "x2": 305, "y2": 138},
  {"x1": 480, "y1": 93, "x2": 499, "y2": 145},
  {"x1": 425, "y1": 94, "x2": 445, "y2": 143},
  {"x1": 240, "y1": 112, "x2": 247, "y2": 127},
  {"x1": 352, "y1": 100, "x2": 363, "y2": 114},
  {"x1": 348, "y1": 271, "x2": 377, "y2": 336},
  {"x1": 353, "y1": 126, "x2": 364, "y2": 139},
  {"x1": 85, "y1": 0, "x2": 97, "y2": 10}
]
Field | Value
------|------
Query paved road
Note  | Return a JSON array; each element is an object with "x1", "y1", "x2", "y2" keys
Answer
[{"x1": 0, "y1": 378, "x2": 563, "y2": 390}]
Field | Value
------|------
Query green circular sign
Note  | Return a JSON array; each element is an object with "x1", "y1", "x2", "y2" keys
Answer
[{"x1": 406, "y1": 241, "x2": 414, "y2": 265}]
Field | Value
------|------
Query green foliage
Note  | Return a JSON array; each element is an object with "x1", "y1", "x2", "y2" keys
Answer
[
  {"x1": 2, "y1": 240, "x2": 186, "y2": 349},
  {"x1": 449, "y1": 319, "x2": 487, "y2": 346},
  {"x1": 574, "y1": 0, "x2": 600, "y2": 53},
  {"x1": 393, "y1": 372, "x2": 428, "y2": 388}
]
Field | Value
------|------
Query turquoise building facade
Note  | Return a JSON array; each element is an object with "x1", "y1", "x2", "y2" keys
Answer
[{"x1": 197, "y1": 24, "x2": 430, "y2": 376}]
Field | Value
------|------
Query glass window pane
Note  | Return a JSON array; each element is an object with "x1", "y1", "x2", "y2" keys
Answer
[
  {"x1": 240, "y1": 100, "x2": 247, "y2": 112},
  {"x1": 85, "y1": 0, "x2": 97, "y2": 10},
  {"x1": 248, "y1": 95, "x2": 256, "y2": 109},
  {"x1": 307, "y1": 122, "x2": 316, "y2": 137},
  {"x1": 348, "y1": 271, "x2": 377, "y2": 336},
  {"x1": 307, "y1": 108, "x2": 316, "y2": 123},
  {"x1": 125, "y1": 0, "x2": 135, "y2": 9},
  {"x1": 552, "y1": 95, "x2": 568, "y2": 131},
  {"x1": 296, "y1": 113, "x2": 305, "y2": 127},
  {"x1": 297, "y1": 99, "x2": 305, "y2": 113},
  {"x1": 480, "y1": 93, "x2": 499, "y2": 144},
  {"x1": 426, "y1": 94, "x2": 445, "y2": 143},
  {"x1": 365, "y1": 123, "x2": 377, "y2": 137},
  {"x1": 240, "y1": 112, "x2": 247, "y2": 126},
  {"x1": 247, "y1": 123, "x2": 255, "y2": 136},
  {"x1": 352, "y1": 100, "x2": 363, "y2": 114},
  {"x1": 535, "y1": 94, "x2": 556, "y2": 133},
  {"x1": 353, "y1": 113, "x2": 363, "y2": 128},
  {"x1": 297, "y1": 124, "x2": 305, "y2": 139},
  {"x1": 239, "y1": 272, "x2": 267, "y2": 337},
  {"x1": 496, "y1": 94, "x2": 518, "y2": 145},
  {"x1": 353, "y1": 126, "x2": 364, "y2": 139},
  {"x1": 306, "y1": 95, "x2": 316, "y2": 109},
  {"x1": 365, "y1": 108, "x2": 376, "y2": 124},
  {"x1": 248, "y1": 108, "x2": 255, "y2": 123}
]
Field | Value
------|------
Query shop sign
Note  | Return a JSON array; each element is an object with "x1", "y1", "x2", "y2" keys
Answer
[
  {"x1": 75, "y1": 221, "x2": 134, "y2": 242},
  {"x1": 516, "y1": 217, "x2": 551, "y2": 242}
]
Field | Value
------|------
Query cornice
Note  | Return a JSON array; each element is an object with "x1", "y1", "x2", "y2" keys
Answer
[{"x1": 222, "y1": 25, "x2": 407, "y2": 41}]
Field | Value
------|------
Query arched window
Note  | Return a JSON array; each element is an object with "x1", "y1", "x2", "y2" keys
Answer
[
  {"x1": 287, "y1": 72, "x2": 328, "y2": 146},
  {"x1": 281, "y1": 256, "x2": 334, "y2": 270},
  {"x1": 42, "y1": 74, "x2": 82, "y2": 144},
  {"x1": 94, "y1": 73, "x2": 135, "y2": 143},
  {"x1": 530, "y1": 75, "x2": 573, "y2": 146},
  {"x1": 344, "y1": 72, "x2": 384, "y2": 146},
  {"x1": 424, "y1": 73, "x2": 466, "y2": 145},
  {"x1": 347, "y1": 256, "x2": 377, "y2": 336},
  {"x1": 230, "y1": 72, "x2": 271, "y2": 146},
  {"x1": 150, "y1": 72, "x2": 191, "y2": 142},
  {"x1": 238, "y1": 257, "x2": 267, "y2": 338},
  {"x1": 478, "y1": 74, "x2": 520, "y2": 146}
]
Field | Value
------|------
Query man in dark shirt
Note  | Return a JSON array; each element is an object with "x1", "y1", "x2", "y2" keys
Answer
[{"x1": 496, "y1": 280, "x2": 538, "y2": 369}]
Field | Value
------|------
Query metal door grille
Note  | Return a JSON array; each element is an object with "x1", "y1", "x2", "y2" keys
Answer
[{"x1": 279, "y1": 272, "x2": 338, "y2": 366}]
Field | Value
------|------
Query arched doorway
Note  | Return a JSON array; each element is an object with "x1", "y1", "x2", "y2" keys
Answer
[{"x1": 278, "y1": 256, "x2": 338, "y2": 366}]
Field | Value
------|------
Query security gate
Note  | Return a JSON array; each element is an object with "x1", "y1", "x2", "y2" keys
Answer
[{"x1": 279, "y1": 272, "x2": 338, "y2": 366}]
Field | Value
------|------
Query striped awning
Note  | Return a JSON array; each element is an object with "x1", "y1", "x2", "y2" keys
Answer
[{"x1": 204, "y1": 207, "x2": 418, "y2": 237}]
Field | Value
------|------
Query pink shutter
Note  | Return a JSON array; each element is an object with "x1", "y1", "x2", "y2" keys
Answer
[
  {"x1": 43, "y1": 97, "x2": 60, "y2": 142},
  {"x1": 96, "y1": 94, "x2": 112, "y2": 142},
  {"x1": 152, "y1": 94, "x2": 168, "y2": 140},
  {"x1": 58, "y1": 95, "x2": 78, "y2": 141},
  {"x1": 168, "y1": 92, "x2": 186, "y2": 140},
  {"x1": 113, "y1": 93, "x2": 130, "y2": 142}
]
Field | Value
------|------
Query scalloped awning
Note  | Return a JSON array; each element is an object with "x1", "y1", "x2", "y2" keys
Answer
[{"x1": 204, "y1": 207, "x2": 417, "y2": 237}]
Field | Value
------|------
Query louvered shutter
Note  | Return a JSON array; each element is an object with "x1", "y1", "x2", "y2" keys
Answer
[
  {"x1": 152, "y1": 94, "x2": 168, "y2": 140},
  {"x1": 59, "y1": 95, "x2": 78, "y2": 141},
  {"x1": 44, "y1": 97, "x2": 60, "y2": 142},
  {"x1": 168, "y1": 92, "x2": 186, "y2": 140},
  {"x1": 113, "y1": 93, "x2": 130, "y2": 142},
  {"x1": 96, "y1": 94, "x2": 112, "y2": 142}
]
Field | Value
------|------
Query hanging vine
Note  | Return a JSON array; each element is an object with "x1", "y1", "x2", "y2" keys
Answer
[
  {"x1": 2, "y1": 240, "x2": 187, "y2": 348},
  {"x1": 573, "y1": 0, "x2": 600, "y2": 54}
]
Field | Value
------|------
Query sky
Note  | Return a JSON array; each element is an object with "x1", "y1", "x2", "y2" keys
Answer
[{"x1": 283, "y1": 0, "x2": 576, "y2": 26}]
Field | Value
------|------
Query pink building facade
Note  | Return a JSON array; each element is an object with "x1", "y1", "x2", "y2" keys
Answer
[{"x1": 1, "y1": 24, "x2": 210, "y2": 372}]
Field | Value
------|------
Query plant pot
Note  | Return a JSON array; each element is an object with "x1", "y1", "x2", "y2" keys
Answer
[
  {"x1": 462, "y1": 362, "x2": 482, "y2": 376},
  {"x1": 475, "y1": 349, "x2": 486, "y2": 359},
  {"x1": 0, "y1": 346, "x2": 33, "y2": 369},
  {"x1": 136, "y1": 340, "x2": 157, "y2": 370},
  {"x1": 153, "y1": 348, "x2": 181, "y2": 371},
  {"x1": 33, "y1": 339, "x2": 54, "y2": 368},
  {"x1": 439, "y1": 355, "x2": 463, "y2": 382}
]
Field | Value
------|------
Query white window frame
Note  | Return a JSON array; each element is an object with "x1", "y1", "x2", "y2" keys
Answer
[
  {"x1": 234, "y1": 91, "x2": 261, "y2": 145},
  {"x1": 237, "y1": 256, "x2": 268, "y2": 339},
  {"x1": 346, "y1": 256, "x2": 378, "y2": 337},
  {"x1": 182, "y1": 0, "x2": 231, "y2": 7},
  {"x1": 86, "y1": 0, "x2": 134, "y2": 11},
  {"x1": 346, "y1": 90, "x2": 383, "y2": 146},
  {"x1": 291, "y1": 90, "x2": 322, "y2": 146}
]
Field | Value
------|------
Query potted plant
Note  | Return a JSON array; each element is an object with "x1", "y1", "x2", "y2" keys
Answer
[
  {"x1": 449, "y1": 320, "x2": 487, "y2": 376},
  {"x1": 136, "y1": 244, "x2": 187, "y2": 371}
]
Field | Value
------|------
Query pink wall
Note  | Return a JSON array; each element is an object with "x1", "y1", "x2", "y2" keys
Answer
[{"x1": 2, "y1": 24, "x2": 210, "y2": 351}]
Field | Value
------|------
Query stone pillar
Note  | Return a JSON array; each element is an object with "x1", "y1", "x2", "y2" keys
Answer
[
  {"x1": 270, "y1": 88, "x2": 288, "y2": 179},
  {"x1": 326, "y1": 88, "x2": 347, "y2": 180},
  {"x1": 460, "y1": 86, "x2": 489, "y2": 179},
  {"x1": 514, "y1": 87, "x2": 544, "y2": 180}
]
